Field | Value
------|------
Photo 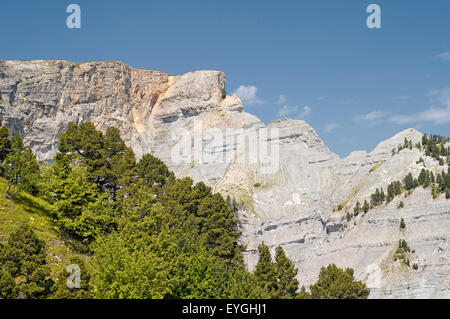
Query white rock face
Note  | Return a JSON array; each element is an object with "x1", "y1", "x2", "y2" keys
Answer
[{"x1": 0, "y1": 60, "x2": 449, "y2": 298}]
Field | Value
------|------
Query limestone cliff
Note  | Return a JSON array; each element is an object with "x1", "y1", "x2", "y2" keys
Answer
[{"x1": 0, "y1": 60, "x2": 448, "y2": 298}]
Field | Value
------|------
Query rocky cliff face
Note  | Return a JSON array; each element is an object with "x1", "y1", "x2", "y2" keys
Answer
[{"x1": 0, "y1": 60, "x2": 448, "y2": 298}]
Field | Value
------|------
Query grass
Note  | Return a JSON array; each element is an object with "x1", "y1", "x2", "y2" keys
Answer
[
  {"x1": 369, "y1": 161, "x2": 384, "y2": 173},
  {"x1": 0, "y1": 178, "x2": 89, "y2": 277}
]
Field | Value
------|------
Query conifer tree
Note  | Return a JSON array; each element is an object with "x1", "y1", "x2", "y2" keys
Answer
[
  {"x1": 0, "y1": 225, "x2": 54, "y2": 299},
  {"x1": 1, "y1": 134, "x2": 40, "y2": 198},
  {"x1": 305, "y1": 264, "x2": 370, "y2": 299},
  {"x1": 274, "y1": 245, "x2": 299, "y2": 299},
  {"x1": 400, "y1": 218, "x2": 406, "y2": 230},
  {"x1": 254, "y1": 242, "x2": 278, "y2": 297},
  {"x1": 363, "y1": 200, "x2": 369, "y2": 214}
]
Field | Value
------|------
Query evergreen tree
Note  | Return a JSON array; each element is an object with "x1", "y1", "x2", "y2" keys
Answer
[
  {"x1": 0, "y1": 126, "x2": 11, "y2": 163},
  {"x1": 363, "y1": 200, "x2": 369, "y2": 214},
  {"x1": 254, "y1": 242, "x2": 278, "y2": 297},
  {"x1": 52, "y1": 256, "x2": 94, "y2": 299},
  {"x1": 404, "y1": 173, "x2": 415, "y2": 190},
  {"x1": 196, "y1": 193, "x2": 240, "y2": 260},
  {"x1": 353, "y1": 201, "x2": 361, "y2": 216},
  {"x1": 1, "y1": 134, "x2": 40, "y2": 198},
  {"x1": 0, "y1": 225, "x2": 53, "y2": 299},
  {"x1": 52, "y1": 165, "x2": 114, "y2": 241},
  {"x1": 273, "y1": 246, "x2": 299, "y2": 299},
  {"x1": 300, "y1": 264, "x2": 370, "y2": 299},
  {"x1": 400, "y1": 218, "x2": 406, "y2": 230},
  {"x1": 58, "y1": 122, "x2": 107, "y2": 185}
]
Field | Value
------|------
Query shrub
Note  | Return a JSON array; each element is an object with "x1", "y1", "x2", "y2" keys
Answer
[
  {"x1": 399, "y1": 218, "x2": 406, "y2": 229},
  {"x1": 346, "y1": 212, "x2": 352, "y2": 222}
]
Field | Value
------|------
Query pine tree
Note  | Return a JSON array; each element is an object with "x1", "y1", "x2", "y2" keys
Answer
[
  {"x1": 52, "y1": 165, "x2": 114, "y2": 240},
  {"x1": 306, "y1": 264, "x2": 370, "y2": 299},
  {"x1": 0, "y1": 126, "x2": 11, "y2": 163},
  {"x1": 363, "y1": 200, "x2": 369, "y2": 214},
  {"x1": 404, "y1": 173, "x2": 415, "y2": 190},
  {"x1": 0, "y1": 225, "x2": 54, "y2": 298},
  {"x1": 196, "y1": 193, "x2": 240, "y2": 260},
  {"x1": 1, "y1": 134, "x2": 40, "y2": 198},
  {"x1": 52, "y1": 256, "x2": 94, "y2": 299},
  {"x1": 353, "y1": 201, "x2": 361, "y2": 216},
  {"x1": 400, "y1": 218, "x2": 406, "y2": 230},
  {"x1": 254, "y1": 242, "x2": 278, "y2": 297},
  {"x1": 273, "y1": 246, "x2": 299, "y2": 299}
]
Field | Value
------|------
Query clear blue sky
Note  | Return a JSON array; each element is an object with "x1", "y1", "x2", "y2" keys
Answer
[{"x1": 1, "y1": 0, "x2": 449, "y2": 157}]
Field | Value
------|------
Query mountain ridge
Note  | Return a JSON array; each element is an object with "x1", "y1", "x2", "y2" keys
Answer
[{"x1": 0, "y1": 59, "x2": 449, "y2": 298}]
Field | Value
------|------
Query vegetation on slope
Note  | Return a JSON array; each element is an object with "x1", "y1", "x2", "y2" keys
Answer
[{"x1": 0, "y1": 123, "x2": 369, "y2": 299}]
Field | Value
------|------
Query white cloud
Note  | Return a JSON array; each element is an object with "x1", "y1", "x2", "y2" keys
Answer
[
  {"x1": 276, "y1": 95, "x2": 286, "y2": 105},
  {"x1": 276, "y1": 105, "x2": 311, "y2": 118},
  {"x1": 233, "y1": 85, "x2": 263, "y2": 105},
  {"x1": 353, "y1": 110, "x2": 388, "y2": 122},
  {"x1": 298, "y1": 105, "x2": 311, "y2": 118},
  {"x1": 389, "y1": 88, "x2": 450, "y2": 125},
  {"x1": 277, "y1": 105, "x2": 299, "y2": 117},
  {"x1": 316, "y1": 96, "x2": 325, "y2": 101},
  {"x1": 395, "y1": 95, "x2": 409, "y2": 100},
  {"x1": 324, "y1": 122, "x2": 340, "y2": 133},
  {"x1": 435, "y1": 51, "x2": 450, "y2": 61}
]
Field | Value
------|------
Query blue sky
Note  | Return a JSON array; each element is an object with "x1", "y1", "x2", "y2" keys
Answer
[{"x1": 1, "y1": 0, "x2": 449, "y2": 157}]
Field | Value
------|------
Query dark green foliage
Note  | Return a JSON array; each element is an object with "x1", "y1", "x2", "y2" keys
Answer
[
  {"x1": 297, "y1": 264, "x2": 369, "y2": 299},
  {"x1": 0, "y1": 126, "x2": 11, "y2": 162},
  {"x1": 400, "y1": 218, "x2": 406, "y2": 229},
  {"x1": 363, "y1": 200, "x2": 369, "y2": 214},
  {"x1": 253, "y1": 243, "x2": 301, "y2": 299},
  {"x1": 346, "y1": 212, "x2": 352, "y2": 222},
  {"x1": 370, "y1": 188, "x2": 385, "y2": 208},
  {"x1": 404, "y1": 173, "x2": 415, "y2": 191},
  {"x1": 421, "y1": 133, "x2": 449, "y2": 163},
  {"x1": 58, "y1": 122, "x2": 106, "y2": 180},
  {"x1": 0, "y1": 225, "x2": 53, "y2": 299},
  {"x1": 274, "y1": 246, "x2": 299, "y2": 299},
  {"x1": 418, "y1": 169, "x2": 430, "y2": 188},
  {"x1": 0, "y1": 267, "x2": 16, "y2": 299},
  {"x1": 91, "y1": 207, "x2": 257, "y2": 299},
  {"x1": 196, "y1": 193, "x2": 240, "y2": 260},
  {"x1": 254, "y1": 242, "x2": 278, "y2": 297},
  {"x1": 51, "y1": 165, "x2": 115, "y2": 241},
  {"x1": 353, "y1": 201, "x2": 361, "y2": 216},
  {"x1": 58, "y1": 123, "x2": 136, "y2": 198},
  {"x1": 394, "y1": 239, "x2": 413, "y2": 267},
  {"x1": 52, "y1": 257, "x2": 94, "y2": 299},
  {"x1": 386, "y1": 181, "x2": 402, "y2": 203},
  {"x1": 1, "y1": 134, "x2": 40, "y2": 198}
]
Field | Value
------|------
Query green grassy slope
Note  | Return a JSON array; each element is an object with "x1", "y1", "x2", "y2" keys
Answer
[{"x1": 0, "y1": 178, "x2": 89, "y2": 278}]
